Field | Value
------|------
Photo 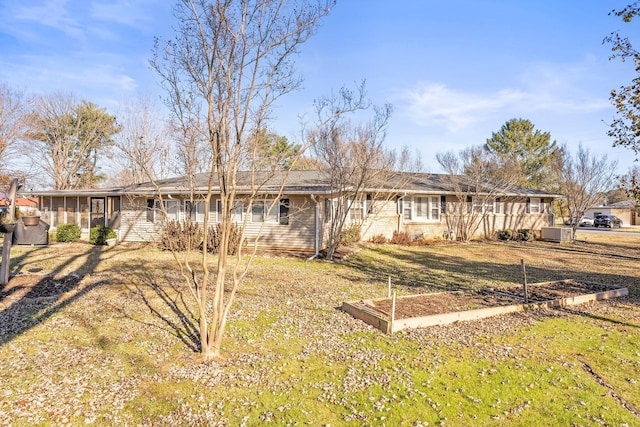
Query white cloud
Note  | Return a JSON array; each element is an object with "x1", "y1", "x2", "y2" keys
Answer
[
  {"x1": 2, "y1": 0, "x2": 85, "y2": 40},
  {"x1": 400, "y1": 60, "x2": 611, "y2": 132},
  {"x1": 90, "y1": 0, "x2": 156, "y2": 28}
]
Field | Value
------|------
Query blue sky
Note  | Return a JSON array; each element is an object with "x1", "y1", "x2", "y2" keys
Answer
[{"x1": 0, "y1": 0, "x2": 637, "y2": 175}]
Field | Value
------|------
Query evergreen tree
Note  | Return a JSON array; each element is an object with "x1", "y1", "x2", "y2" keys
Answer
[{"x1": 484, "y1": 118, "x2": 559, "y2": 190}]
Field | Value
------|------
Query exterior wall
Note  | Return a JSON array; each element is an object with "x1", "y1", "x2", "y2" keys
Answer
[
  {"x1": 120, "y1": 195, "x2": 319, "y2": 252},
  {"x1": 356, "y1": 196, "x2": 555, "y2": 241},
  {"x1": 244, "y1": 196, "x2": 317, "y2": 252}
]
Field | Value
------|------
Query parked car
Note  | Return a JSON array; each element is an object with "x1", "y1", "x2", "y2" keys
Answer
[
  {"x1": 593, "y1": 214, "x2": 623, "y2": 228},
  {"x1": 579, "y1": 216, "x2": 594, "y2": 227}
]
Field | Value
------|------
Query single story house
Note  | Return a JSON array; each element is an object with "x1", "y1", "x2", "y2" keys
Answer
[
  {"x1": 585, "y1": 200, "x2": 638, "y2": 226},
  {"x1": 27, "y1": 170, "x2": 562, "y2": 253}
]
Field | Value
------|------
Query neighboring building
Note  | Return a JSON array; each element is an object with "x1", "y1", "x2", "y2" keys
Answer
[
  {"x1": 28, "y1": 171, "x2": 562, "y2": 253},
  {"x1": 585, "y1": 200, "x2": 639, "y2": 226},
  {"x1": 0, "y1": 196, "x2": 38, "y2": 213}
]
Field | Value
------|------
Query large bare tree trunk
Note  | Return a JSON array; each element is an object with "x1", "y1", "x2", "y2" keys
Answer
[{"x1": 151, "y1": 0, "x2": 334, "y2": 361}]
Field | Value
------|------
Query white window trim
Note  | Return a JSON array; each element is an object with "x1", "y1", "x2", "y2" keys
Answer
[
  {"x1": 403, "y1": 196, "x2": 441, "y2": 221},
  {"x1": 251, "y1": 199, "x2": 280, "y2": 224},
  {"x1": 163, "y1": 200, "x2": 180, "y2": 221},
  {"x1": 529, "y1": 197, "x2": 541, "y2": 214},
  {"x1": 472, "y1": 197, "x2": 496, "y2": 214},
  {"x1": 185, "y1": 200, "x2": 207, "y2": 223},
  {"x1": 216, "y1": 199, "x2": 244, "y2": 223},
  {"x1": 349, "y1": 199, "x2": 365, "y2": 222}
]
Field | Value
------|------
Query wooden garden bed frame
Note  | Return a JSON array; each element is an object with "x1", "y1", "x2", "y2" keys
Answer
[{"x1": 342, "y1": 280, "x2": 629, "y2": 334}]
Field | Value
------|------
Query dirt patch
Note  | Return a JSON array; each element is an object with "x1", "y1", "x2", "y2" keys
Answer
[
  {"x1": 366, "y1": 280, "x2": 622, "y2": 320},
  {"x1": 0, "y1": 274, "x2": 82, "y2": 306}
]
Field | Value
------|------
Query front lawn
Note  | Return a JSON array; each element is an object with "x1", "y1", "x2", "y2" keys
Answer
[{"x1": 1, "y1": 235, "x2": 638, "y2": 426}]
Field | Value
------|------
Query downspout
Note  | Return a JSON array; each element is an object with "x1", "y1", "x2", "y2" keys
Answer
[
  {"x1": 308, "y1": 194, "x2": 320, "y2": 260},
  {"x1": 397, "y1": 193, "x2": 406, "y2": 233}
]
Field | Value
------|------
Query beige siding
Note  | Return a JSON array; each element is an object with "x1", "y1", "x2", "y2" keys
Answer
[
  {"x1": 354, "y1": 196, "x2": 555, "y2": 241},
  {"x1": 120, "y1": 195, "x2": 318, "y2": 252},
  {"x1": 120, "y1": 196, "x2": 165, "y2": 242},
  {"x1": 359, "y1": 198, "x2": 400, "y2": 241},
  {"x1": 243, "y1": 196, "x2": 317, "y2": 252}
]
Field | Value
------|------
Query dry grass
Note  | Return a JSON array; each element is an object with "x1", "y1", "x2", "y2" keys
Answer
[{"x1": 0, "y1": 234, "x2": 639, "y2": 426}]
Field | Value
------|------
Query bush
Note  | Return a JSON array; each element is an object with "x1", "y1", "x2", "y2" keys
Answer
[
  {"x1": 497, "y1": 229, "x2": 533, "y2": 242},
  {"x1": 202, "y1": 223, "x2": 243, "y2": 255},
  {"x1": 369, "y1": 234, "x2": 387, "y2": 244},
  {"x1": 89, "y1": 225, "x2": 117, "y2": 245},
  {"x1": 160, "y1": 220, "x2": 203, "y2": 252},
  {"x1": 56, "y1": 223, "x2": 81, "y2": 242},
  {"x1": 339, "y1": 224, "x2": 361, "y2": 246},
  {"x1": 390, "y1": 230, "x2": 412, "y2": 246},
  {"x1": 497, "y1": 229, "x2": 514, "y2": 241},
  {"x1": 517, "y1": 229, "x2": 533, "y2": 242},
  {"x1": 413, "y1": 235, "x2": 442, "y2": 246}
]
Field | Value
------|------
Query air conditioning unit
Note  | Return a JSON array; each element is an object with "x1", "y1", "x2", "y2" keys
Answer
[{"x1": 541, "y1": 227, "x2": 573, "y2": 242}]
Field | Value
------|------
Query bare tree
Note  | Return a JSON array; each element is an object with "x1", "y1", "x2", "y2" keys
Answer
[
  {"x1": 309, "y1": 85, "x2": 409, "y2": 259},
  {"x1": 0, "y1": 84, "x2": 28, "y2": 182},
  {"x1": 437, "y1": 146, "x2": 521, "y2": 241},
  {"x1": 150, "y1": 0, "x2": 333, "y2": 361},
  {"x1": 110, "y1": 95, "x2": 172, "y2": 186},
  {"x1": 553, "y1": 144, "x2": 618, "y2": 238},
  {"x1": 27, "y1": 93, "x2": 121, "y2": 190}
]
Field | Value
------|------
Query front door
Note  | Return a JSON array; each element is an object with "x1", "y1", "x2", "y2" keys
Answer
[{"x1": 90, "y1": 198, "x2": 105, "y2": 228}]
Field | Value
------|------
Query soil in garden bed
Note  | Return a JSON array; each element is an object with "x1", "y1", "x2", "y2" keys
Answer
[{"x1": 366, "y1": 280, "x2": 619, "y2": 320}]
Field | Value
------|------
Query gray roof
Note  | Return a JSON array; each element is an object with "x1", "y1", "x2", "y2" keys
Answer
[{"x1": 27, "y1": 170, "x2": 563, "y2": 198}]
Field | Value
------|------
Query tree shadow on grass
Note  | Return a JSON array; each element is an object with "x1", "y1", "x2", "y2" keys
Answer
[
  {"x1": 339, "y1": 242, "x2": 640, "y2": 332},
  {"x1": 0, "y1": 243, "x2": 111, "y2": 346},
  {"x1": 340, "y1": 241, "x2": 639, "y2": 295},
  {"x1": 559, "y1": 301, "x2": 640, "y2": 329},
  {"x1": 1, "y1": 241, "x2": 202, "y2": 355},
  {"x1": 113, "y1": 260, "x2": 201, "y2": 353}
]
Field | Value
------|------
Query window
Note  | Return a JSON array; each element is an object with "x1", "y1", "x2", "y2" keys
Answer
[
  {"x1": 430, "y1": 197, "x2": 440, "y2": 220},
  {"x1": 216, "y1": 200, "x2": 244, "y2": 223},
  {"x1": 164, "y1": 200, "x2": 180, "y2": 221},
  {"x1": 472, "y1": 197, "x2": 495, "y2": 214},
  {"x1": 529, "y1": 198, "x2": 541, "y2": 214},
  {"x1": 349, "y1": 199, "x2": 364, "y2": 222},
  {"x1": 185, "y1": 200, "x2": 206, "y2": 222},
  {"x1": 279, "y1": 199, "x2": 290, "y2": 225},
  {"x1": 402, "y1": 197, "x2": 412, "y2": 220},
  {"x1": 146, "y1": 199, "x2": 156, "y2": 222},
  {"x1": 251, "y1": 200, "x2": 280, "y2": 223},
  {"x1": 403, "y1": 196, "x2": 440, "y2": 221}
]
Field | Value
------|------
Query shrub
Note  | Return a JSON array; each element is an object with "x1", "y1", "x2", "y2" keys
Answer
[
  {"x1": 497, "y1": 229, "x2": 533, "y2": 242},
  {"x1": 56, "y1": 223, "x2": 81, "y2": 242},
  {"x1": 413, "y1": 235, "x2": 442, "y2": 246},
  {"x1": 390, "y1": 230, "x2": 412, "y2": 246},
  {"x1": 339, "y1": 224, "x2": 361, "y2": 246},
  {"x1": 497, "y1": 229, "x2": 514, "y2": 241},
  {"x1": 517, "y1": 229, "x2": 533, "y2": 242},
  {"x1": 369, "y1": 234, "x2": 387, "y2": 244},
  {"x1": 89, "y1": 225, "x2": 117, "y2": 245},
  {"x1": 202, "y1": 223, "x2": 244, "y2": 255},
  {"x1": 160, "y1": 220, "x2": 203, "y2": 252}
]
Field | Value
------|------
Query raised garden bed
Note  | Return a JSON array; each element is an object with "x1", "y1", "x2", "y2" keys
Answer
[{"x1": 342, "y1": 279, "x2": 629, "y2": 334}]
